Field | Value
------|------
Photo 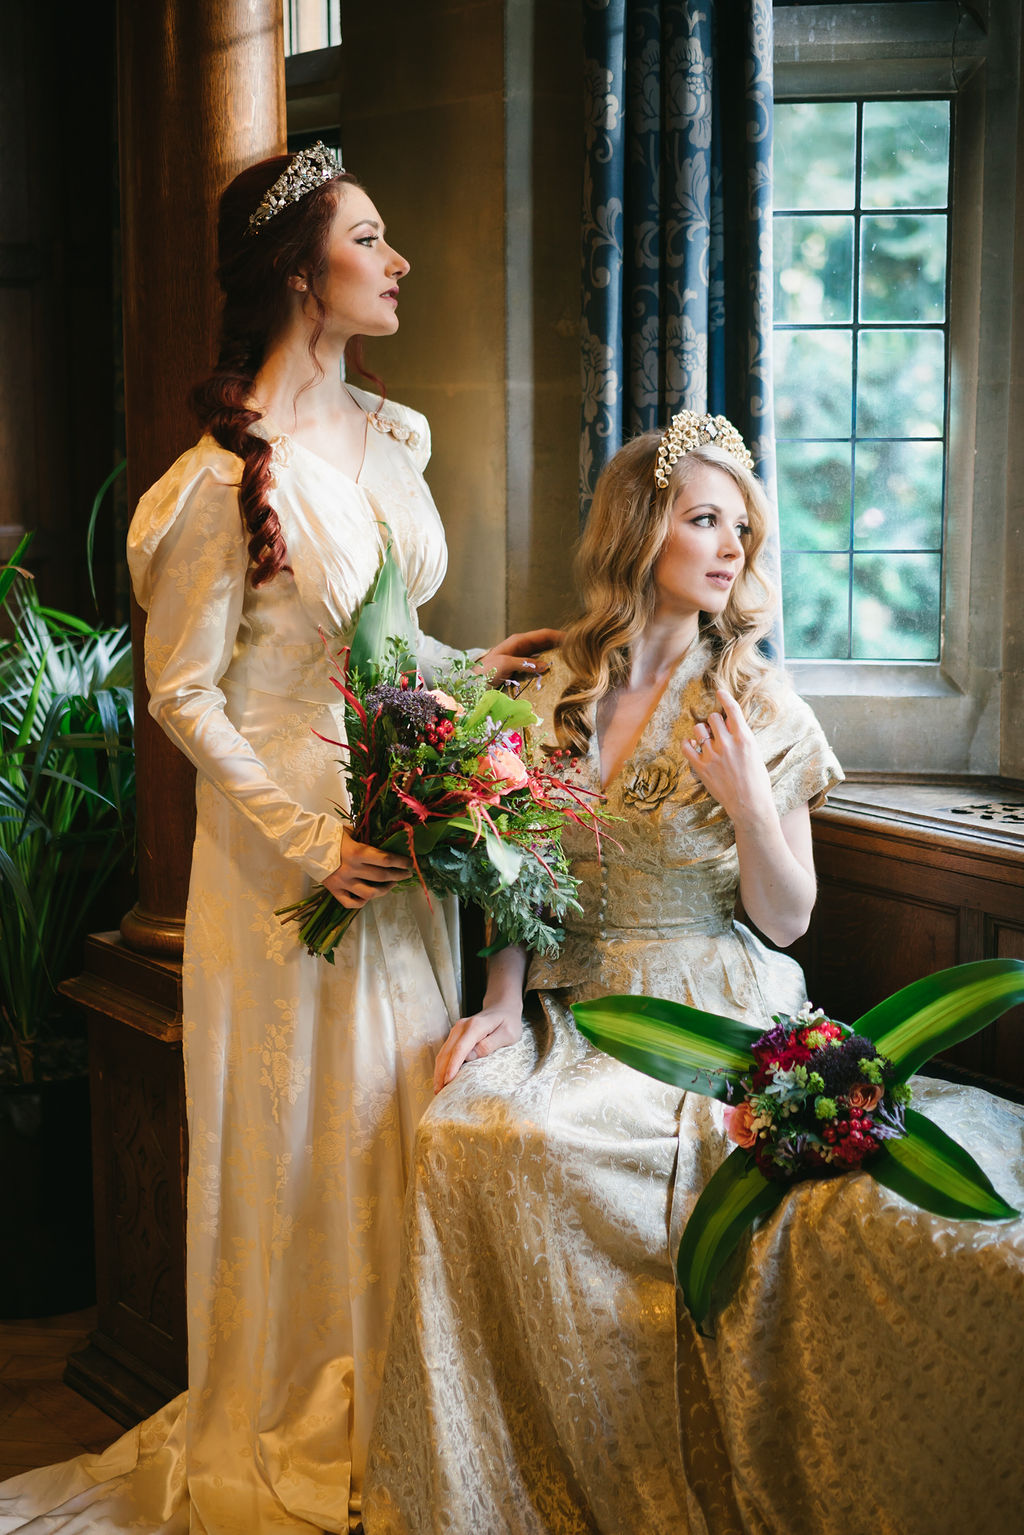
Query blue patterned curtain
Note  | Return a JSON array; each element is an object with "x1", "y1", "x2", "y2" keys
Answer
[{"x1": 581, "y1": 0, "x2": 775, "y2": 524}]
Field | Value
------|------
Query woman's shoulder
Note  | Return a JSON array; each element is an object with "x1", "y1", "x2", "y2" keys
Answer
[
  {"x1": 521, "y1": 650, "x2": 575, "y2": 747},
  {"x1": 346, "y1": 383, "x2": 431, "y2": 470},
  {"x1": 127, "y1": 436, "x2": 244, "y2": 606}
]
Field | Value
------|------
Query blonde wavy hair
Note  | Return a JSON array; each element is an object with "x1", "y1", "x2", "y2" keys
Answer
[{"x1": 553, "y1": 429, "x2": 780, "y2": 755}]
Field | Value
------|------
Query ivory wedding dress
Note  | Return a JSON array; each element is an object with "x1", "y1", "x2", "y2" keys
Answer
[
  {"x1": 364, "y1": 646, "x2": 1024, "y2": 1535},
  {"x1": 0, "y1": 387, "x2": 463, "y2": 1535}
]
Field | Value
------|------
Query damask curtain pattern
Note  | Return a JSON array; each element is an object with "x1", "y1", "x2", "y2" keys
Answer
[{"x1": 581, "y1": 0, "x2": 775, "y2": 520}]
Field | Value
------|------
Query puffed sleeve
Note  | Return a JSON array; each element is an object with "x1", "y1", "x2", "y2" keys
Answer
[
  {"x1": 127, "y1": 449, "x2": 344, "y2": 881},
  {"x1": 757, "y1": 687, "x2": 844, "y2": 818}
]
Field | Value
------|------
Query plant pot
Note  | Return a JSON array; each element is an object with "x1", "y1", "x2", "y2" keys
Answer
[{"x1": 0, "y1": 1072, "x2": 95, "y2": 1318}]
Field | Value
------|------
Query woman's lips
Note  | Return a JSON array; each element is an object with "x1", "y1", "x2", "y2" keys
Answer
[{"x1": 706, "y1": 571, "x2": 734, "y2": 588}]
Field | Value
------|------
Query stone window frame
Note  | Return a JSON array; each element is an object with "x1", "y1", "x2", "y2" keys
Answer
[{"x1": 774, "y1": 2, "x2": 1021, "y2": 776}]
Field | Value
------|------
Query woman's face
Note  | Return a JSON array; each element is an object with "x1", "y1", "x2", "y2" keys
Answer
[
  {"x1": 652, "y1": 462, "x2": 751, "y2": 623},
  {"x1": 313, "y1": 186, "x2": 411, "y2": 339}
]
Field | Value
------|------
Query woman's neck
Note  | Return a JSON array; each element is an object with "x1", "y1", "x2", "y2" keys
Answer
[
  {"x1": 254, "y1": 319, "x2": 359, "y2": 432},
  {"x1": 626, "y1": 615, "x2": 701, "y2": 692}
]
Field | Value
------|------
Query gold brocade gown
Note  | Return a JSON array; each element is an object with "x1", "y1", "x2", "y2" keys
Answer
[{"x1": 365, "y1": 647, "x2": 1024, "y2": 1535}]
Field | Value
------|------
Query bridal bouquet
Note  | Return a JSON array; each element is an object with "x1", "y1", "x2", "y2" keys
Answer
[
  {"x1": 723, "y1": 1005, "x2": 912, "y2": 1181},
  {"x1": 277, "y1": 543, "x2": 603, "y2": 962},
  {"x1": 572, "y1": 961, "x2": 1024, "y2": 1326}
]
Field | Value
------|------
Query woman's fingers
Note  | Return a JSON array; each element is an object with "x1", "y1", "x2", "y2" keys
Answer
[
  {"x1": 433, "y1": 1017, "x2": 484, "y2": 1092},
  {"x1": 715, "y1": 687, "x2": 753, "y2": 736},
  {"x1": 433, "y1": 1009, "x2": 521, "y2": 1091}
]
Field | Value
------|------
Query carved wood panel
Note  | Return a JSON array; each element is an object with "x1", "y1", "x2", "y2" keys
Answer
[{"x1": 802, "y1": 803, "x2": 1024, "y2": 1094}]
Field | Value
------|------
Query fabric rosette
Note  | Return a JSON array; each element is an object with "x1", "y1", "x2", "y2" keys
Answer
[{"x1": 573, "y1": 961, "x2": 1024, "y2": 1327}]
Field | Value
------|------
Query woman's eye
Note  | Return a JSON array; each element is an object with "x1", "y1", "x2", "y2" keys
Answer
[
  {"x1": 738, "y1": 523, "x2": 752, "y2": 538},
  {"x1": 692, "y1": 513, "x2": 715, "y2": 527},
  {"x1": 357, "y1": 235, "x2": 379, "y2": 246}
]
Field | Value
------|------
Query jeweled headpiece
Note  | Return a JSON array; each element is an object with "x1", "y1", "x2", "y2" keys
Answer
[
  {"x1": 247, "y1": 142, "x2": 344, "y2": 237},
  {"x1": 654, "y1": 411, "x2": 754, "y2": 489}
]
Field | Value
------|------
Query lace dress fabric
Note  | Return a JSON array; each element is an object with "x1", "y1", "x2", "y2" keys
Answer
[
  {"x1": 364, "y1": 648, "x2": 1024, "y2": 1535},
  {"x1": 0, "y1": 388, "x2": 464, "y2": 1535}
]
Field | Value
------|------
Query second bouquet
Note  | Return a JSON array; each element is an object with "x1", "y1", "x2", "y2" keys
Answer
[{"x1": 277, "y1": 545, "x2": 602, "y2": 962}]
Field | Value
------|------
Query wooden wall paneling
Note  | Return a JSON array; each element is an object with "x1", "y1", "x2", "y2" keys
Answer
[
  {"x1": 62, "y1": 936, "x2": 187, "y2": 1425},
  {"x1": 986, "y1": 917, "x2": 1024, "y2": 1087},
  {"x1": 804, "y1": 799, "x2": 1024, "y2": 1093}
]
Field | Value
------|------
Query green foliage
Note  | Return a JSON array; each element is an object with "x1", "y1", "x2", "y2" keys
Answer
[{"x1": 0, "y1": 537, "x2": 135, "y2": 1078}]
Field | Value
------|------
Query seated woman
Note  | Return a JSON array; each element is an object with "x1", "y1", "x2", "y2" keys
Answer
[{"x1": 364, "y1": 415, "x2": 1024, "y2": 1535}]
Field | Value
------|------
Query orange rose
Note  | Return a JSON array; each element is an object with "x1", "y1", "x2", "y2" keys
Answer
[
  {"x1": 848, "y1": 1082, "x2": 884, "y2": 1113},
  {"x1": 724, "y1": 1101, "x2": 759, "y2": 1149},
  {"x1": 483, "y1": 746, "x2": 529, "y2": 793}
]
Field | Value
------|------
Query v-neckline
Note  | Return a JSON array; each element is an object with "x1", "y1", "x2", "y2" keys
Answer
[
  {"x1": 595, "y1": 639, "x2": 704, "y2": 791},
  {"x1": 256, "y1": 391, "x2": 372, "y2": 487}
]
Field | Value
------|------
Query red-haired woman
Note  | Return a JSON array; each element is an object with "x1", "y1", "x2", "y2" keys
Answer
[{"x1": 0, "y1": 146, "x2": 556, "y2": 1534}]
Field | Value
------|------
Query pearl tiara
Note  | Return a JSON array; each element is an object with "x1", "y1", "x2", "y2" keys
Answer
[
  {"x1": 247, "y1": 142, "x2": 345, "y2": 237},
  {"x1": 653, "y1": 411, "x2": 754, "y2": 489}
]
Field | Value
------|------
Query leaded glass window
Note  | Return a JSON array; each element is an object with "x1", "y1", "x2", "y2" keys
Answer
[{"x1": 773, "y1": 99, "x2": 952, "y2": 661}]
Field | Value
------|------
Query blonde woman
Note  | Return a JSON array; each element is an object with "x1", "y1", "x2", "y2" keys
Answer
[
  {"x1": 366, "y1": 419, "x2": 1024, "y2": 1535},
  {"x1": 365, "y1": 415, "x2": 843, "y2": 1532}
]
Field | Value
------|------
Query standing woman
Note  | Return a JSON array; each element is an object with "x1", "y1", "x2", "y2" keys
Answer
[{"x1": 0, "y1": 147, "x2": 555, "y2": 1535}]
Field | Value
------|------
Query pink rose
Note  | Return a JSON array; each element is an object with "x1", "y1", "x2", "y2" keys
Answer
[
  {"x1": 483, "y1": 746, "x2": 529, "y2": 793},
  {"x1": 426, "y1": 688, "x2": 463, "y2": 715},
  {"x1": 724, "y1": 1101, "x2": 759, "y2": 1150},
  {"x1": 848, "y1": 1082, "x2": 884, "y2": 1113}
]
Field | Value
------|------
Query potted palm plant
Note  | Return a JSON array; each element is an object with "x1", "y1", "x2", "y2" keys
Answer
[{"x1": 0, "y1": 532, "x2": 136, "y2": 1315}]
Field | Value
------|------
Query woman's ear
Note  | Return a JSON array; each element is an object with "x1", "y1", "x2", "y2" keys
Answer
[{"x1": 287, "y1": 273, "x2": 309, "y2": 293}]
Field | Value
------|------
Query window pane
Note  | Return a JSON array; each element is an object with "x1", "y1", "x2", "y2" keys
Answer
[
  {"x1": 856, "y1": 329, "x2": 945, "y2": 437},
  {"x1": 776, "y1": 330, "x2": 853, "y2": 438},
  {"x1": 778, "y1": 442, "x2": 851, "y2": 550},
  {"x1": 774, "y1": 102, "x2": 857, "y2": 211},
  {"x1": 854, "y1": 441, "x2": 944, "y2": 550},
  {"x1": 861, "y1": 100, "x2": 950, "y2": 209},
  {"x1": 775, "y1": 216, "x2": 854, "y2": 323},
  {"x1": 782, "y1": 553, "x2": 850, "y2": 659},
  {"x1": 852, "y1": 553, "x2": 941, "y2": 659},
  {"x1": 859, "y1": 214, "x2": 947, "y2": 323}
]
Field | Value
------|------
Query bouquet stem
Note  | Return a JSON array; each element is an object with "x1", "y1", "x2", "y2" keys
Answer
[{"x1": 276, "y1": 888, "x2": 356, "y2": 961}]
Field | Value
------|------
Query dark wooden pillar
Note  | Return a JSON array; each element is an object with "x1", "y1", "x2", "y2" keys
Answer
[
  {"x1": 119, "y1": 0, "x2": 287, "y2": 956},
  {"x1": 61, "y1": 0, "x2": 286, "y2": 1425}
]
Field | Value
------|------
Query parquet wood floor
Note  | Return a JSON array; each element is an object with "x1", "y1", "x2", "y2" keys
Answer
[{"x1": 0, "y1": 1308, "x2": 121, "y2": 1481}]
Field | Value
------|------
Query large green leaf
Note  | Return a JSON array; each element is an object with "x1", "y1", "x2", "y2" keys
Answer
[
  {"x1": 348, "y1": 539, "x2": 417, "y2": 686},
  {"x1": 0, "y1": 532, "x2": 33, "y2": 607},
  {"x1": 852, "y1": 960, "x2": 1024, "y2": 1082},
  {"x1": 869, "y1": 1107, "x2": 1019, "y2": 1220},
  {"x1": 461, "y1": 687, "x2": 538, "y2": 735},
  {"x1": 676, "y1": 1149, "x2": 785, "y2": 1327},
  {"x1": 572, "y1": 995, "x2": 760, "y2": 1097}
]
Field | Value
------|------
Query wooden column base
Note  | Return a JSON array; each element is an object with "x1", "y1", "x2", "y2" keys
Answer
[{"x1": 60, "y1": 934, "x2": 188, "y2": 1428}]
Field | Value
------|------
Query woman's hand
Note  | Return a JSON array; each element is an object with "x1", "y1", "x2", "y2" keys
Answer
[
  {"x1": 682, "y1": 687, "x2": 817, "y2": 947},
  {"x1": 433, "y1": 1004, "x2": 524, "y2": 1092},
  {"x1": 478, "y1": 628, "x2": 564, "y2": 684},
  {"x1": 321, "y1": 829, "x2": 412, "y2": 909},
  {"x1": 433, "y1": 942, "x2": 528, "y2": 1091},
  {"x1": 680, "y1": 687, "x2": 775, "y2": 828}
]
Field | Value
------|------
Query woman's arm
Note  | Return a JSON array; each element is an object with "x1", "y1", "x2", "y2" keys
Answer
[
  {"x1": 432, "y1": 943, "x2": 528, "y2": 1092},
  {"x1": 680, "y1": 687, "x2": 817, "y2": 947},
  {"x1": 135, "y1": 467, "x2": 409, "y2": 894}
]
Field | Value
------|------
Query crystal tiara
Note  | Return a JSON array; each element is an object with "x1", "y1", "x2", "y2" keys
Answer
[
  {"x1": 247, "y1": 142, "x2": 345, "y2": 237},
  {"x1": 653, "y1": 411, "x2": 754, "y2": 489}
]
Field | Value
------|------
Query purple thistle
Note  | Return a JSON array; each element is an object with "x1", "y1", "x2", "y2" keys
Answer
[{"x1": 365, "y1": 684, "x2": 444, "y2": 743}]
